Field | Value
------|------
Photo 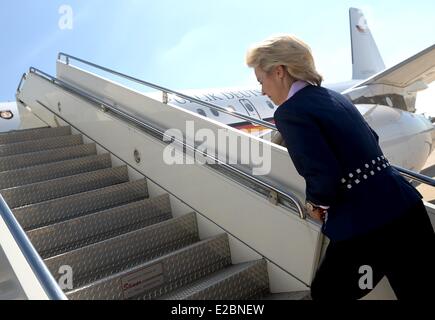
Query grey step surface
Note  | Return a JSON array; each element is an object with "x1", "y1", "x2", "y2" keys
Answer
[
  {"x1": 66, "y1": 233, "x2": 231, "y2": 300},
  {"x1": 1, "y1": 125, "x2": 273, "y2": 301},
  {"x1": 0, "y1": 126, "x2": 71, "y2": 145},
  {"x1": 45, "y1": 212, "x2": 200, "y2": 290},
  {"x1": 0, "y1": 134, "x2": 83, "y2": 157},
  {"x1": 13, "y1": 179, "x2": 148, "y2": 230},
  {"x1": 0, "y1": 143, "x2": 97, "y2": 172},
  {"x1": 28, "y1": 194, "x2": 172, "y2": 259},
  {"x1": 160, "y1": 260, "x2": 270, "y2": 300},
  {"x1": 0, "y1": 154, "x2": 112, "y2": 190},
  {"x1": 1, "y1": 166, "x2": 129, "y2": 208},
  {"x1": 261, "y1": 291, "x2": 311, "y2": 300}
]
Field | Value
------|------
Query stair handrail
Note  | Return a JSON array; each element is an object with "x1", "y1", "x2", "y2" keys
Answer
[
  {"x1": 56, "y1": 53, "x2": 435, "y2": 189},
  {"x1": 0, "y1": 195, "x2": 67, "y2": 300},
  {"x1": 394, "y1": 166, "x2": 435, "y2": 186},
  {"x1": 57, "y1": 53, "x2": 277, "y2": 131},
  {"x1": 25, "y1": 67, "x2": 307, "y2": 220}
]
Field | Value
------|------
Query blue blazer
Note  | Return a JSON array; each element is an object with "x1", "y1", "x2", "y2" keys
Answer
[{"x1": 274, "y1": 85, "x2": 423, "y2": 241}]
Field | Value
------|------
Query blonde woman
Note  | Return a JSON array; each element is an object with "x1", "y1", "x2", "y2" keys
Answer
[{"x1": 246, "y1": 35, "x2": 434, "y2": 300}]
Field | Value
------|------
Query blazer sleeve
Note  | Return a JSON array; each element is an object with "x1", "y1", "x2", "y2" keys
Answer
[{"x1": 274, "y1": 109, "x2": 342, "y2": 206}]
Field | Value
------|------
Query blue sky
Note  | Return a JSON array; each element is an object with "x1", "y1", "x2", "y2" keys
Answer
[{"x1": 1, "y1": 0, "x2": 434, "y2": 113}]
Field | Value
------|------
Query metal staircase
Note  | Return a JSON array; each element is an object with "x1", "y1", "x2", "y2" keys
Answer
[
  {"x1": 0, "y1": 125, "x2": 293, "y2": 300},
  {"x1": 4, "y1": 51, "x2": 433, "y2": 301}
]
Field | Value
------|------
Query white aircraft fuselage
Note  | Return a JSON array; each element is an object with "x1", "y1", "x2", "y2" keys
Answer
[{"x1": 166, "y1": 83, "x2": 434, "y2": 173}]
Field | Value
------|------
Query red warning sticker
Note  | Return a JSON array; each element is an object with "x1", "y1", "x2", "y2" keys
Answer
[{"x1": 121, "y1": 263, "x2": 164, "y2": 299}]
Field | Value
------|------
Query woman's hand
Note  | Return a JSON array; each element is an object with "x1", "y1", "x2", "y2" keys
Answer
[{"x1": 308, "y1": 207, "x2": 328, "y2": 223}]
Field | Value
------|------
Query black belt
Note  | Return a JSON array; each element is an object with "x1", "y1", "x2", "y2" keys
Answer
[{"x1": 341, "y1": 156, "x2": 391, "y2": 190}]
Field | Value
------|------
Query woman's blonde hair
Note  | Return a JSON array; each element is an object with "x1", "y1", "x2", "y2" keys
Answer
[{"x1": 246, "y1": 34, "x2": 323, "y2": 86}]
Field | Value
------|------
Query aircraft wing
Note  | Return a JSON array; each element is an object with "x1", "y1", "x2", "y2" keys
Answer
[{"x1": 346, "y1": 43, "x2": 435, "y2": 92}]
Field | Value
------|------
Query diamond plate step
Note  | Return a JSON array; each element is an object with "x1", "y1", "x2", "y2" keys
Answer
[
  {"x1": 0, "y1": 126, "x2": 71, "y2": 145},
  {"x1": 66, "y1": 233, "x2": 231, "y2": 300},
  {"x1": 12, "y1": 179, "x2": 148, "y2": 230},
  {"x1": 28, "y1": 194, "x2": 172, "y2": 259},
  {"x1": 0, "y1": 154, "x2": 112, "y2": 190},
  {"x1": 261, "y1": 291, "x2": 311, "y2": 300},
  {"x1": 45, "y1": 212, "x2": 200, "y2": 291},
  {"x1": 0, "y1": 143, "x2": 97, "y2": 172},
  {"x1": 159, "y1": 260, "x2": 269, "y2": 300},
  {"x1": 1, "y1": 166, "x2": 129, "y2": 208},
  {"x1": 0, "y1": 134, "x2": 83, "y2": 157}
]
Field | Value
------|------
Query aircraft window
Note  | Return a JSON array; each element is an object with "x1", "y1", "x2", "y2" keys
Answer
[
  {"x1": 210, "y1": 108, "x2": 219, "y2": 117},
  {"x1": 240, "y1": 99, "x2": 254, "y2": 112},
  {"x1": 266, "y1": 101, "x2": 275, "y2": 109},
  {"x1": 197, "y1": 109, "x2": 207, "y2": 117}
]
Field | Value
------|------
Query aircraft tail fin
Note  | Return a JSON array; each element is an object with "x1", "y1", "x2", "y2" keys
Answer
[{"x1": 350, "y1": 8, "x2": 385, "y2": 80}]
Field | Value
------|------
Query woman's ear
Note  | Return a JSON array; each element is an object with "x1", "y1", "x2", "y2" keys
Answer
[{"x1": 276, "y1": 65, "x2": 287, "y2": 79}]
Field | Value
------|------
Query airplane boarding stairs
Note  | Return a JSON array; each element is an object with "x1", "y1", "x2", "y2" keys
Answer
[
  {"x1": 8, "y1": 52, "x2": 432, "y2": 299},
  {"x1": 0, "y1": 126, "x2": 312, "y2": 300},
  {"x1": 10, "y1": 52, "x2": 432, "y2": 300},
  {"x1": 0, "y1": 54, "x2": 347, "y2": 300}
]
